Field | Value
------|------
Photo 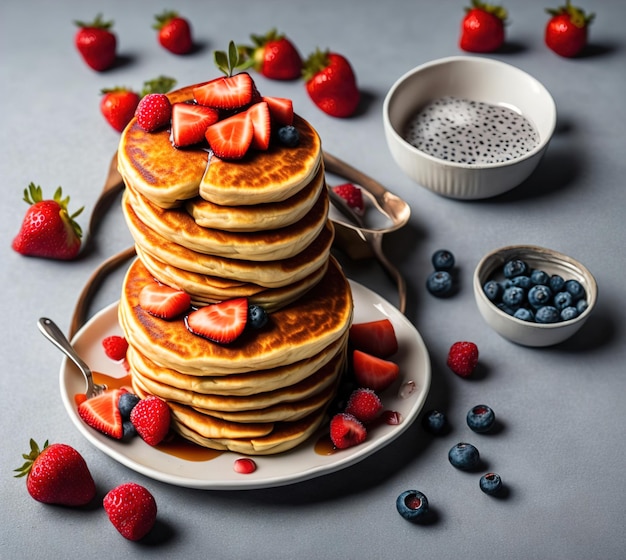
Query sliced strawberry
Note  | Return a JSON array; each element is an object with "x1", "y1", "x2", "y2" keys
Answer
[
  {"x1": 349, "y1": 319, "x2": 398, "y2": 358},
  {"x1": 78, "y1": 389, "x2": 125, "y2": 439},
  {"x1": 352, "y1": 350, "x2": 400, "y2": 392},
  {"x1": 262, "y1": 96, "x2": 293, "y2": 125},
  {"x1": 170, "y1": 102, "x2": 219, "y2": 147},
  {"x1": 205, "y1": 112, "x2": 253, "y2": 160},
  {"x1": 185, "y1": 298, "x2": 248, "y2": 344},
  {"x1": 193, "y1": 73, "x2": 254, "y2": 110},
  {"x1": 329, "y1": 412, "x2": 367, "y2": 449},
  {"x1": 247, "y1": 101, "x2": 271, "y2": 151},
  {"x1": 332, "y1": 183, "x2": 365, "y2": 215},
  {"x1": 139, "y1": 282, "x2": 191, "y2": 320}
]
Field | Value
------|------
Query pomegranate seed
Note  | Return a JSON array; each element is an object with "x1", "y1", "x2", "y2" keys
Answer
[
  {"x1": 383, "y1": 410, "x2": 403, "y2": 425},
  {"x1": 233, "y1": 458, "x2": 257, "y2": 474}
]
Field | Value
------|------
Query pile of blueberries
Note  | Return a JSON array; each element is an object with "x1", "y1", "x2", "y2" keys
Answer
[{"x1": 484, "y1": 258, "x2": 588, "y2": 323}]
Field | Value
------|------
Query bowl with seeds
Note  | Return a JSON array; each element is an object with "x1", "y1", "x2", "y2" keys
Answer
[{"x1": 383, "y1": 56, "x2": 556, "y2": 199}]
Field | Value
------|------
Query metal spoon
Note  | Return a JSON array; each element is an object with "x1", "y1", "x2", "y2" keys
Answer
[{"x1": 37, "y1": 317, "x2": 106, "y2": 398}]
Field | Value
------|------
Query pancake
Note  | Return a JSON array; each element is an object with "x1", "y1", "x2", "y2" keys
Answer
[
  {"x1": 118, "y1": 256, "x2": 353, "y2": 375},
  {"x1": 186, "y1": 163, "x2": 325, "y2": 232}
]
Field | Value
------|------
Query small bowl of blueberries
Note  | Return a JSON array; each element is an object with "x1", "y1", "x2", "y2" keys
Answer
[
  {"x1": 473, "y1": 245, "x2": 597, "y2": 347},
  {"x1": 382, "y1": 56, "x2": 556, "y2": 199}
]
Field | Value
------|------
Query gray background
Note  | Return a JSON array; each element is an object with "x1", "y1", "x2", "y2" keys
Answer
[{"x1": 1, "y1": 1, "x2": 625, "y2": 559}]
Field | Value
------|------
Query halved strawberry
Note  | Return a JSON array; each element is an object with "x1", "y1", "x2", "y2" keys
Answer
[
  {"x1": 78, "y1": 389, "x2": 125, "y2": 439},
  {"x1": 352, "y1": 350, "x2": 400, "y2": 392},
  {"x1": 349, "y1": 319, "x2": 398, "y2": 358},
  {"x1": 205, "y1": 112, "x2": 253, "y2": 159},
  {"x1": 247, "y1": 101, "x2": 271, "y2": 151},
  {"x1": 262, "y1": 96, "x2": 293, "y2": 125},
  {"x1": 139, "y1": 282, "x2": 191, "y2": 320},
  {"x1": 185, "y1": 298, "x2": 248, "y2": 344},
  {"x1": 193, "y1": 73, "x2": 254, "y2": 110},
  {"x1": 170, "y1": 102, "x2": 219, "y2": 147},
  {"x1": 329, "y1": 412, "x2": 367, "y2": 449}
]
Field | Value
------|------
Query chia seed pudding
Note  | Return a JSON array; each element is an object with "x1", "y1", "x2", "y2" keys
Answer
[{"x1": 402, "y1": 96, "x2": 540, "y2": 165}]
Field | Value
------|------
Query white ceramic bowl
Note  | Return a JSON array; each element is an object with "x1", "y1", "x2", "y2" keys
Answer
[
  {"x1": 383, "y1": 56, "x2": 557, "y2": 199},
  {"x1": 473, "y1": 245, "x2": 597, "y2": 347}
]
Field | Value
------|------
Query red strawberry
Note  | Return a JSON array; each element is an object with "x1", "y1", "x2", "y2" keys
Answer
[
  {"x1": 329, "y1": 413, "x2": 367, "y2": 449},
  {"x1": 103, "y1": 482, "x2": 157, "y2": 541},
  {"x1": 262, "y1": 96, "x2": 294, "y2": 126},
  {"x1": 130, "y1": 395, "x2": 171, "y2": 446},
  {"x1": 74, "y1": 14, "x2": 117, "y2": 71},
  {"x1": 446, "y1": 341, "x2": 479, "y2": 378},
  {"x1": 332, "y1": 183, "x2": 365, "y2": 216},
  {"x1": 345, "y1": 388, "x2": 383, "y2": 423},
  {"x1": 153, "y1": 10, "x2": 193, "y2": 55},
  {"x1": 245, "y1": 29, "x2": 302, "y2": 80},
  {"x1": 352, "y1": 350, "x2": 400, "y2": 392},
  {"x1": 545, "y1": 1, "x2": 594, "y2": 58},
  {"x1": 170, "y1": 103, "x2": 220, "y2": 147},
  {"x1": 12, "y1": 184, "x2": 83, "y2": 260},
  {"x1": 205, "y1": 112, "x2": 254, "y2": 160},
  {"x1": 247, "y1": 101, "x2": 272, "y2": 151},
  {"x1": 102, "y1": 335, "x2": 128, "y2": 361},
  {"x1": 185, "y1": 298, "x2": 249, "y2": 344},
  {"x1": 349, "y1": 319, "x2": 398, "y2": 358},
  {"x1": 14, "y1": 439, "x2": 96, "y2": 506},
  {"x1": 135, "y1": 93, "x2": 172, "y2": 132},
  {"x1": 193, "y1": 73, "x2": 254, "y2": 110},
  {"x1": 303, "y1": 49, "x2": 360, "y2": 118},
  {"x1": 139, "y1": 282, "x2": 191, "y2": 320},
  {"x1": 100, "y1": 87, "x2": 140, "y2": 132},
  {"x1": 78, "y1": 389, "x2": 125, "y2": 439},
  {"x1": 459, "y1": 1, "x2": 507, "y2": 53}
]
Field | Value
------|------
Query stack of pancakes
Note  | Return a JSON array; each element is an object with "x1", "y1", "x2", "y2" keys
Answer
[{"x1": 116, "y1": 84, "x2": 353, "y2": 455}]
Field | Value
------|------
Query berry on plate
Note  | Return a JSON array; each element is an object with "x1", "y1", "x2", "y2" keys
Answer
[
  {"x1": 139, "y1": 282, "x2": 191, "y2": 320},
  {"x1": 459, "y1": 1, "x2": 507, "y2": 53},
  {"x1": 135, "y1": 93, "x2": 172, "y2": 132},
  {"x1": 130, "y1": 395, "x2": 171, "y2": 446},
  {"x1": 170, "y1": 102, "x2": 219, "y2": 148},
  {"x1": 100, "y1": 87, "x2": 140, "y2": 132},
  {"x1": 74, "y1": 14, "x2": 117, "y2": 71},
  {"x1": 103, "y1": 482, "x2": 157, "y2": 541},
  {"x1": 545, "y1": 1, "x2": 594, "y2": 58},
  {"x1": 448, "y1": 442, "x2": 480, "y2": 470},
  {"x1": 345, "y1": 388, "x2": 383, "y2": 423},
  {"x1": 396, "y1": 490, "x2": 429, "y2": 522},
  {"x1": 153, "y1": 10, "x2": 193, "y2": 55},
  {"x1": 78, "y1": 389, "x2": 126, "y2": 439},
  {"x1": 332, "y1": 183, "x2": 365, "y2": 216},
  {"x1": 446, "y1": 341, "x2": 479, "y2": 378},
  {"x1": 349, "y1": 319, "x2": 398, "y2": 358},
  {"x1": 118, "y1": 392, "x2": 141, "y2": 420},
  {"x1": 329, "y1": 413, "x2": 367, "y2": 449},
  {"x1": 12, "y1": 184, "x2": 83, "y2": 260},
  {"x1": 352, "y1": 350, "x2": 400, "y2": 392},
  {"x1": 102, "y1": 335, "x2": 128, "y2": 361},
  {"x1": 244, "y1": 29, "x2": 302, "y2": 80},
  {"x1": 233, "y1": 458, "x2": 257, "y2": 474},
  {"x1": 14, "y1": 439, "x2": 96, "y2": 506},
  {"x1": 185, "y1": 298, "x2": 249, "y2": 344},
  {"x1": 466, "y1": 404, "x2": 496, "y2": 433}
]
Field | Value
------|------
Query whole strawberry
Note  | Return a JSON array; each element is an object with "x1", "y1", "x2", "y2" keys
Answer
[
  {"x1": 459, "y1": 1, "x2": 507, "y2": 53},
  {"x1": 12, "y1": 183, "x2": 83, "y2": 260},
  {"x1": 153, "y1": 10, "x2": 193, "y2": 55},
  {"x1": 136, "y1": 93, "x2": 172, "y2": 132},
  {"x1": 130, "y1": 395, "x2": 171, "y2": 446},
  {"x1": 303, "y1": 49, "x2": 360, "y2": 118},
  {"x1": 244, "y1": 29, "x2": 302, "y2": 80},
  {"x1": 545, "y1": 1, "x2": 594, "y2": 58},
  {"x1": 100, "y1": 87, "x2": 140, "y2": 132},
  {"x1": 447, "y1": 341, "x2": 479, "y2": 378},
  {"x1": 103, "y1": 482, "x2": 157, "y2": 541},
  {"x1": 74, "y1": 14, "x2": 117, "y2": 71},
  {"x1": 14, "y1": 439, "x2": 96, "y2": 506}
]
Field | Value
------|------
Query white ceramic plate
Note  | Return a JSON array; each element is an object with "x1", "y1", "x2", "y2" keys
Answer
[{"x1": 60, "y1": 280, "x2": 431, "y2": 490}]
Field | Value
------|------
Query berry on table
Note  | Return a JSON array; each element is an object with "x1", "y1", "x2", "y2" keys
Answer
[
  {"x1": 545, "y1": 1, "x2": 594, "y2": 58},
  {"x1": 479, "y1": 472, "x2": 503, "y2": 495},
  {"x1": 74, "y1": 14, "x2": 117, "y2": 71},
  {"x1": 422, "y1": 409, "x2": 447, "y2": 435},
  {"x1": 426, "y1": 270, "x2": 453, "y2": 297},
  {"x1": 448, "y1": 442, "x2": 480, "y2": 470},
  {"x1": 446, "y1": 341, "x2": 479, "y2": 378},
  {"x1": 431, "y1": 249, "x2": 455, "y2": 271},
  {"x1": 396, "y1": 490, "x2": 429, "y2": 521},
  {"x1": 459, "y1": 1, "x2": 507, "y2": 53},
  {"x1": 153, "y1": 10, "x2": 194, "y2": 55},
  {"x1": 466, "y1": 405, "x2": 495, "y2": 433},
  {"x1": 103, "y1": 482, "x2": 157, "y2": 541}
]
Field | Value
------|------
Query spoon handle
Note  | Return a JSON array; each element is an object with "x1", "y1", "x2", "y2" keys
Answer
[{"x1": 323, "y1": 151, "x2": 388, "y2": 201}]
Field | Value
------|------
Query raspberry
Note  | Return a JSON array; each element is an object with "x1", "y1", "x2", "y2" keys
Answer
[
  {"x1": 102, "y1": 335, "x2": 129, "y2": 361},
  {"x1": 446, "y1": 341, "x2": 479, "y2": 378},
  {"x1": 332, "y1": 183, "x2": 365, "y2": 215},
  {"x1": 345, "y1": 388, "x2": 383, "y2": 423}
]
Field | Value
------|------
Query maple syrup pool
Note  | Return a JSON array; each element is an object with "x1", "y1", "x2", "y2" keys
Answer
[{"x1": 402, "y1": 96, "x2": 540, "y2": 165}]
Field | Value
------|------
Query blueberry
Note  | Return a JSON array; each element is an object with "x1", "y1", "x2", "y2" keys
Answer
[
  {"x1": 560, "y1": 306, "x2": 579, "y2": 321},
  {"x1": 466, "y1": 405, "x2": 495, "y2": 433},
  {"x1": 553, "y1": 291, "x2": 573, "y2": 311},
  {"x1": 530, "y1": 269, "x2": 550, "y2": 285},
  {"x1": 497, "y1": 303, "x2": 515, "y2": 316},
  {"x1": 479, "y1": 473, "x2": 503, "y2": 495},
  {"x1": 422, "y1": 409, "x2": 447, "y2": 435},
  {"x1": 576, "y1": 299, "x2": 589, "y2": 314},
  {"x1": 277, "y1": 125, "x2": 299, "y2": 147},
  {"x1": 122, "y1": 420, "x2": 137, "y2": 440},
  {"x1": 565, "y1": 279, "x2": 586, "y2": 302},
  {"x1": 431, "y1": 249, "x2": 455, "y2": 271},
  {"x1": 483, "y1": 280, "x2": 503, "y2": 303},
  {"x1": 118, "y1": 392, "x2": 140, "y2": 420},
  {"x1": 503, "y1": 259, "x2": 529, "y2": 279},
  {"x1": 513, "y1": 307, "x2": 534, "y2": 322},
  {"x1": 528, "y1": 284, "x2": 552, "y2": 309},
  {"x1": 549, "y1": 274, "x2": 565, "y2": 293},
  {"x1": 509, "y1": 275, "x2": 531, "y2": 290},
  {"x1": 502, "y1": 286, "x2": 525, "y2": 309},
  {"x1": 396, "y1": 490, "x2": 429, "y2": 521},
  {"x1": 248, "y1": 304, "x2": 269, "y2": 329},
  {"x1": 448, "y1": 442, "x2": 480, "y2": 470},
  {"x1": 426, "y1": 270, "x2": 453, "y2": 297},
  {"x1": 535, "y1": 306, "x2": 560, "y2": 323}
]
